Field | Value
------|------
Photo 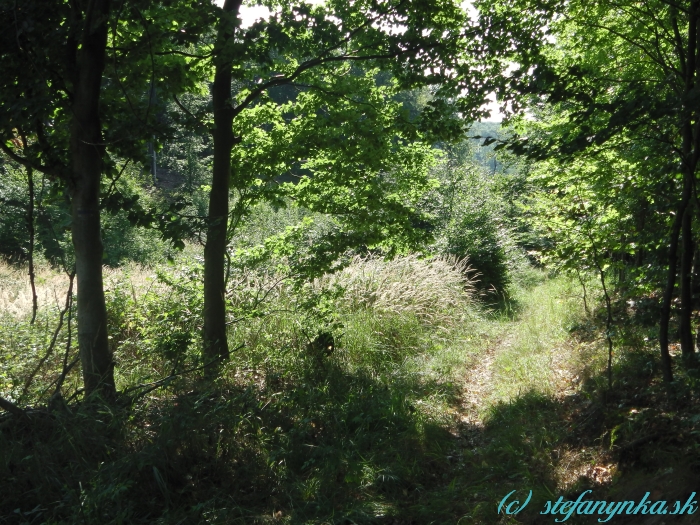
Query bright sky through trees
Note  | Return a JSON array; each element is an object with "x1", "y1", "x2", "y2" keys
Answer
[{"x1": 215, "y1": 0, "x2": 502, "y2": 121}]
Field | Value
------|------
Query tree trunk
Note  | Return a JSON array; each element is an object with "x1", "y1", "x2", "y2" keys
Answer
[
  {"x1": 635, "y1": 198, "x2": 647, "y2": 267},
  {"x1": 660, "y1": 172, "x2": 692, "y2": 382},
  {"x1": 680, "y1": 203, "x2": 695, "y2": 357},
  {"x1": 69, "y1": 0, "x2": 115, "y2": 398},
  {"x1": 202, "y1": 0, "x2": 242, "y2": 372},
  {"x1": 663, "y1": 1, "x2": 700, "y2": 377}
]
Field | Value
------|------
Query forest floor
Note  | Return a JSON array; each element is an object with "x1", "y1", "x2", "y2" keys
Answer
[{"x1": 2, "y1": 265, "x2": 700, "y2": 524}]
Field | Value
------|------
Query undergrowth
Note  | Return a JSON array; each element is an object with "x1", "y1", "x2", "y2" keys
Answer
[{"x1": 3, "y1": 258, "x2": 699, "y2": 524}]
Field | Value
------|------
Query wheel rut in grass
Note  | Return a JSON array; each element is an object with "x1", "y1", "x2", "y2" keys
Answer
[{"x1": 455, "y1": 329, "x2": 517, "y2": 446}]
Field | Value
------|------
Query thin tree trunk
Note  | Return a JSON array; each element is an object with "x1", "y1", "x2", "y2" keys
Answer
[
  {"x1": 661, "y1": 1, "x2": 700, "y2": 379},
  {"x1": 586, "y1": 233, "x2": 614, "y2": 390},
  {"x1": 635, "y1": 199, "x2": 647, "y2": 267},
  {"x1": 576, "y1": 268, "x2": 590, "y2": 316},
  {"x1": 202, "y1": 0, "x2": 242, "y2": 372},
  {"x1": 69, "y1": 0, "x2": 115, "y2": 398},
  {"x1": 680, "y1": 203, "x2": 695, "y2": 356},
  {"x1": 20, "y1": 133, "x2": 38, "y2": 324},
  {"x1": 678, "y1": 2, "x2": 700, "y2": 359},
  {"x1": 693, "y1": 247, "x2": 700, "y2": 350},
  {"x1": 575, "y1": 185, "x2": 615, "y2": 390},
  {"x1": 149, "y1": 83, "x2": 157, "y2": 185}
]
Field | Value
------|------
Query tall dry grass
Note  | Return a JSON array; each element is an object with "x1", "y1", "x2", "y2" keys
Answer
[
  {"x1": 0, "y1": 260, "x2": 167, "y2": 320},
  {"x1": 315, "y1": 254, "x2": 476, "y2": 328},
  {"x1": 0, "y1": 261, "x2": 69, "y2": 319}
]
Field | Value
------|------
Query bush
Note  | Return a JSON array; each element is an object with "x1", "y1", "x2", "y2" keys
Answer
[
  {"x1": 428, "y1": 162, "x2": 512, "y2": 294},
  {"x1": 0, "y1": 165, "x2": 28, "y2": 260},
  {"x1": 1, "y1": 157, "x2": 176, "y2": 268},
  {"x1": 104, "y1": 263, "x2": 203, "y2": 388},
  {"x1": 100, "y1": 163, "x2": 178, "y2": 266},
  {"x1": 0, "y1": 161, "x2": 73, "y2": 266},
  {"x1": 101, "y1": 209, "x2": 173, "y2": 267}
]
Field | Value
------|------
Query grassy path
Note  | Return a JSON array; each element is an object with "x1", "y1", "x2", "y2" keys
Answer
[
  {"x1": 436, "y1": 276, "x2": 605, "y2": 524},
  {"x1": 458, "y1": 276, "x2": 591, "y2": 424},
  {"x1": 445, "y1": 277, "x2": 699, "y2": 525}
]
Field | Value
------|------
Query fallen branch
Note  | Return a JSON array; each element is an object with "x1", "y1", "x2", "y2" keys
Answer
[
  {"x1": 617, "y1": 433, "x2": 662, "y2": 452},
  {"x1": 0, "y1": 396, "x2": 28, "y2": 418}
]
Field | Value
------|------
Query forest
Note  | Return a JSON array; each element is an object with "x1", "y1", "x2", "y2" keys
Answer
[{"x1": 1, "y1": 0, "x2": 700, "y2": 523}]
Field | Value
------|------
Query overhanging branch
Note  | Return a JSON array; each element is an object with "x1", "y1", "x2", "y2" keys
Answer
[{"x1": 0, "y1": 143, "x2": 62, "y2": 180}]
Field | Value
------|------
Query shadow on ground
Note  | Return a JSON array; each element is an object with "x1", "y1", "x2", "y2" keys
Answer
[
  {"x1": 2, "y1": 345, "x2": 700, "y2": 524},
  {"x1": 455, "y1": 347, "x2": 700, "y2": 525}
]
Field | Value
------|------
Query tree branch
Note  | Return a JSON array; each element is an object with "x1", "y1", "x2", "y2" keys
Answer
[
  {"x1": 173, "y1": 94, "x2": 209, "y2": 133},
  {"x1": 119, "y1": 344, "x2": 246, "y2": 402},
  {"x1": 231, "y1": 48, "x2": 421, "y2": 120},
  {"x1": 155, "y1": 49, "x2": 212, "y2": 59},
  {"x1": 19, "y1": 271, "x2": 75, "y2": 403}
]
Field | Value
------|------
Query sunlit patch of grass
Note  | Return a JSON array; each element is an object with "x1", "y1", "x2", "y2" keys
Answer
[
  {"x1": 488, "y1": 276, "x2": 595, "y2": 406},
  {"x1": 0, "y1": 259, "x2": 69, "y2": 319},
  {"x1": 316, "y1": 254, "x2": 478, "y2": 328}
]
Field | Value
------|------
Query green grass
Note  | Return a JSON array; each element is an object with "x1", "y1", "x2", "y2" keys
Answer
[{"x1": 488, "y1": 276, "x2": 597, "y2": 405}]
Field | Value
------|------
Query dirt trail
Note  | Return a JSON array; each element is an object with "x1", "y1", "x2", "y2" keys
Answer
[{"x1": 455, "y1": 329, "x2": 517, "y2": 450}]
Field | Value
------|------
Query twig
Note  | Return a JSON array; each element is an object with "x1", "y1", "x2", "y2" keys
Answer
[
  {"x1": 52, "y1": 352, "x2": 79, "y2": 401},
  {"x1": 64, "y1": 387, "x2": 85, "y2": 405},
  {"x1": 19, "y1": 271, "x2": 75, "y2": 403},
  {"x1": 574, "y1": 185, "x2": 615, "y2": 391},
  {"x1": 101, "y1": 159, "x2": 131, "y2": 204},
  {"x1": 173, "y1": 94, "x2": 209, "y2": 133},
  {"x1": 576, "y1": 267, "x2": 590, "y2": 315},
  {"x1": 38, "y1": 355, "x2": 79, "y2": 404}
]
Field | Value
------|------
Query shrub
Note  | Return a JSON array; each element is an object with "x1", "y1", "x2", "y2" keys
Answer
[
  {"x1": 104, "y1": 263, "x2": 203, "y2": 388},
  {"x1": 0, "y1": 162, "x2": 73, "y2": 266},
  {"x1": 0, "y1": 165, "x2": 28, "y2": 260},
  {"x1": 429, "y1": 164, "x2": 512, "y2": 294}
]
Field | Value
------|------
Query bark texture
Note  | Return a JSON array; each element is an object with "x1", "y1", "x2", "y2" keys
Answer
[{"x1": 202, "y1": 0, "x2": 242, "y2": 371}]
